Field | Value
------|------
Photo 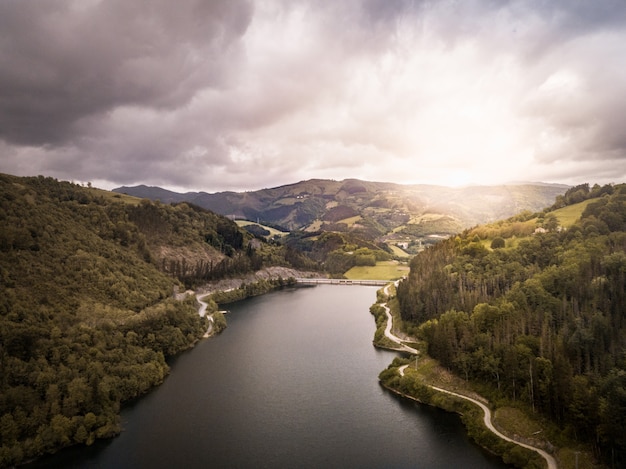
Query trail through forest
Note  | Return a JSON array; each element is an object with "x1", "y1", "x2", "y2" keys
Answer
[{"x1": 382, "y1": 283, "x2": 557, "y2": 469}]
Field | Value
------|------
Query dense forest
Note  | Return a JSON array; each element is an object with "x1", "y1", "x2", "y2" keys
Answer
[
  {"x1": 284, "y1": 230, "x2": 393, "y2": 276},
  {"x1": 397, "y1": 183, "x2": 626, "y2": 466},
  {"x1": 0, "y1": 174, "x2": 309, "y2": 467}
]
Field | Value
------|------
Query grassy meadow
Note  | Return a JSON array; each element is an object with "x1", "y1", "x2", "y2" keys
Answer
[{"x1": 344, "y1": 261, "x2": 409, "y2": 280}]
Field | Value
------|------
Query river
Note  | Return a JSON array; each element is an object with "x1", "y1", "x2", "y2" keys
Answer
[{"x1": 28, "y1": 285, "x2": 509, "y2": 468}]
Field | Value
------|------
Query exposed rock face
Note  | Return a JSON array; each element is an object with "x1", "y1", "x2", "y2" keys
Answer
[{"x1": 195, "y1": 267, "x2": 323, "y2": 295}]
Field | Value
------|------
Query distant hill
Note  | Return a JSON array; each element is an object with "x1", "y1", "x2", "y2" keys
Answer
[
  {"x1": 114, "y1": 180, "x2": 569, "y2": 250},
  {"x1": 111, "y1": 184, "x2": 190, "y2": 204}
]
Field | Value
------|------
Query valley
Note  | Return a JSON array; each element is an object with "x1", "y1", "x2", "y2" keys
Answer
[
  {"x1": 1, "y1": 173, "x2": 622, "y2": 469},
  {"x1": 115, "y1": 179, "x2": 567, "y2": 258}
]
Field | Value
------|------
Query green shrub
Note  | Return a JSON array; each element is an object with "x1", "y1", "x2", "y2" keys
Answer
[{"x1": 490, "y1": 237, "x2": 505, "y2": 249}]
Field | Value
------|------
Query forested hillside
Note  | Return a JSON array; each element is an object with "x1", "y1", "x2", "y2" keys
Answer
[
  {"x1": 0, "y1": 174, "x2": 306, "y2": 467},
  {"x1": 397, "y1": 183, "x2": 626, "y2": 466}
]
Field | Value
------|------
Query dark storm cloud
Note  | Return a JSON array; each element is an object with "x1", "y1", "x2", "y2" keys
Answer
[
  {"x1": 0, "y1": 0, "x2": 252, "y2": 145},
  {"x1": 0, "y1": 0, "x2": 625, "y2": 190}
]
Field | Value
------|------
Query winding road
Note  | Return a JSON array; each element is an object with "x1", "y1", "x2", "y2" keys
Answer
[
  {"x1": 381, "y1": 283, "x2": 418, "y2": 354},
  {"x1": 196, "y1": 294, "x2": 210, "y2": 317},
  {"x1": 196, "y1": 294, "x2": 214, "y2": 338},
  {"x1": 381, "y1": 283, "x2": 558, "y2": 469},
  {"x1": 398, "y1": 365, "x2": 557, "y2": 469}
]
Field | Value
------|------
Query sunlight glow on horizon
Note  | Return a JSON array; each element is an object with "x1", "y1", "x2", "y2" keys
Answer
[{"x1": 0, "y1": 1, "x2": 624, "y2": 191}]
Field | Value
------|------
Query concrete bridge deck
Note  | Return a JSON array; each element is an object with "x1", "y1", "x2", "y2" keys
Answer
[{"x1": 295, "y1": 278, "x2": 390, "y2": 286}]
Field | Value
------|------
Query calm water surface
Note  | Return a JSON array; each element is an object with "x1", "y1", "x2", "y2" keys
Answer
[{"x1": 31, "y1": 285, "x2": 509, "y2": 468}]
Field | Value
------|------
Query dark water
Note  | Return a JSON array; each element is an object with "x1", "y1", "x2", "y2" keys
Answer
[{"x1": 30, "y1": 285, "x2": 509, "y2": 468}]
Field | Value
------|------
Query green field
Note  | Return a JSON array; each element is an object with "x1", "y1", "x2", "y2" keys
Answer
[
  {"x1": 408, "y1": 213, "x2": 446, "y2": 224},
  {"x1": 550, "y1": 199, "x2": 595, "y2": 227},
  {"x1": 305, "y1": 219, "x2": 323, "y2": 231},
  {"x1": 344, "y1": 261, "x2": 409, "y2": 280},
  {"x1": 387, "y1": 243, "x2": 411, "y2": 258},
  {"x1": 274, "y1": 197, "x2": 297, "y2": 205},
  {"x1": 337, "y1": 215, "x2": 362, "y2": 226},
  {"x1": 473, "y1": 198, "x2": 598, "y2": 252},
  {"x1": 90, "y1": 187, "x2": 142, "y2": 205},
  {"x1": 235, "y1": 220, "x2": 289, "y2": 237}
]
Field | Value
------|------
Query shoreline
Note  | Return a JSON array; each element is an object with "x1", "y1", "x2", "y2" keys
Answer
[
  {"x1": 397, "y1": 365, "x2": 558, "y2": 469},
  {"x1": 193, "y1": 266, "x2": 323, "y2": 298},
  {"x1": 373, "y1": 283, "x2": 558, "y2": 469},
  {"x1": 188, "y1": 267, "x2": 325, "y2": 338}
]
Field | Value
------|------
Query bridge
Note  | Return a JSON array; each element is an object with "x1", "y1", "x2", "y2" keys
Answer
[{"x1": 295, "y1": 278, "x2": 390, "y2": 286}]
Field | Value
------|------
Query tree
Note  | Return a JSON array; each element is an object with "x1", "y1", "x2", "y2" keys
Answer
[
  {"x1": 491, "y1": 237, "x2": 505, "y2": 249},
  {"x1": 544, "y1": 214, "x2": 559, "y2": 232}
]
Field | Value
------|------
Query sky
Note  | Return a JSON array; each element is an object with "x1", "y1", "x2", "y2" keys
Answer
[{"x1": 1, "y1": 0, "x2": 625, "y2": 193}]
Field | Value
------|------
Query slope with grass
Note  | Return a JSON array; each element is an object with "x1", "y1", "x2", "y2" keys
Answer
[{"x1": 344, "y1": 261, "x2": 409, "y2": 281}]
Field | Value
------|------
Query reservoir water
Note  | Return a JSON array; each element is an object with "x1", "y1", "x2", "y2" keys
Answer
[{"x1": 30, "y1": 285, "x2": 509, "y2": 468}]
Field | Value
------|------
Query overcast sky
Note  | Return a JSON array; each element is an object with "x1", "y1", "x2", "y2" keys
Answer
[{"x1": 1, "y1": 0, "x2": 625, "y2": 192}]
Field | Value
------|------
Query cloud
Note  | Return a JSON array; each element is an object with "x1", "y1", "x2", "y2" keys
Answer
[
  {"x1": 0, "y1": 0, "x2": 252, "y2": 145},
  {"x1": 0, "y1": 0, "x2": 625, "y2": 191}
]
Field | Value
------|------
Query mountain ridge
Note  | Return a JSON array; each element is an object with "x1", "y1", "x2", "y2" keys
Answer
[{"x1": 114, "y1": 179, "x2": 569, "y2": 251}]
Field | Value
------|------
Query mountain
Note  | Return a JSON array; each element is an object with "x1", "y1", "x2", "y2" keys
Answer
[
  {"x1": 114, "y1": 179, "x2": 569, "y2": 253},
  {"x1": 395, "y1": 182, "x2": 626, "y2": 466},
  {"x1": 0, "y1": 173, "x2": 313, "y2": 466}
]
